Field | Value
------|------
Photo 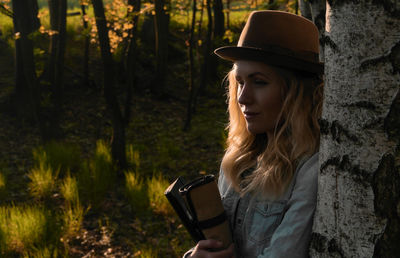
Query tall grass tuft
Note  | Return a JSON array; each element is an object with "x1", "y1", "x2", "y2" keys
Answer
[
  {"x1": 133, "y1": 245, "x2": 159, "y2": 258},
  {"x1": 147, "y1": 173, "x2": 174, "y2": 216},
  {"x1": 33, "y1": 141, "x2": 81, "y2": 177},
  {"x1": 60, "y1": 175, "x2": 85, "y2": 240},
  {"x1": 23, "y1": 245, "x2": 58, "y2": 258},
  {"x1": 125, "y1": 170, "x2": 148, "y2": 213},
  {"x1": 60, "y1": 174, "x2": 79, "y2": 205},
  {"x1": 78, "y1": 140, "x2": 115, "y2": 208},
  {"x1": 61, "y1": 203, "x2": 85, "y2": 241},
  {"x1": 127, "y1": 144, "x2": 140, "y2": 173},
  {"x1": 0, "y1": 205, "x2": 48, "y2": 254},
  {"x1": 28, "y1": 158, "x2": 57, "y2": 199}
]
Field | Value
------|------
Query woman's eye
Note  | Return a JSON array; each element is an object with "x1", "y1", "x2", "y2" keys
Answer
[{"x1": 254, "y1": 80, "x2": 267, "y2": 85}]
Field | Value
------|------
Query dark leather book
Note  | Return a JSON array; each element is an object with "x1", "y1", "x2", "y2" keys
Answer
[
  {"x1": 164, "y1": 175, "x2": 232, "y2": 249},
  {"x1": 164, "y1": 176, "x2": 204, "y2": 242}
]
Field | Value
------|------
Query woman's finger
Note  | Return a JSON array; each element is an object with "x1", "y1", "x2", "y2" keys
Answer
[
  {"x1": 191, "y1": 241, "x2": 234, "y2": 258},
  {"x1": 212, "y1": 243, "x2": 234, "y2": 258},
  {"x1": 196, "y1": 239, "x2": 224, "y2": 250}
]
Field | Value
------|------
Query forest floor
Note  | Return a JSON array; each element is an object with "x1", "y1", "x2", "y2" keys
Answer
[{"x1": 0, "y1": 33, "x2": 230, "y2": 257}]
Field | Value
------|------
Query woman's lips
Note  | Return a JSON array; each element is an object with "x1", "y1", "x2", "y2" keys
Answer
[{"x1": 243, "y1": 111, "x2": 259, "y2": 119}]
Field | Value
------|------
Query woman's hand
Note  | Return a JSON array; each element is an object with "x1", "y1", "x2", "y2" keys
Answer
[{"x1": 189, "y1": 239, "x2": 234, "y2": 258}]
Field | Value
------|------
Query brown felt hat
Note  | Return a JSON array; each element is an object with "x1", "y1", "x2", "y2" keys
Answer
[{"x1": 214, "y1": 10, "x2": 324, "y2": 75}]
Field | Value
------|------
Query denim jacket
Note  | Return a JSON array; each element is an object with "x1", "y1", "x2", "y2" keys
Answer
[{"x1": 184, "y1": 152, "x2": 318, "y2": 258}]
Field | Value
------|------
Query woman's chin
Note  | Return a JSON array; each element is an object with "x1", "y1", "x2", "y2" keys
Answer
[{"x1": 246, "y1": 125, "x2": 264, "y2": 135}]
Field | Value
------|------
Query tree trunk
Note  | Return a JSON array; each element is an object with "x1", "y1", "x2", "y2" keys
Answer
[
  {"x1": 194, "y1": 0, "x2": 212, "y2": 108},
  {"x1": 212, "y1": 0, "x2": 224, "y2": 39},
  {"x1": 226, "y1": 0, "x2": 230, "y2": 29},
  {"x1": 152, "y1": 0, "x2": 169, "y2": 98},
  {"x1": 80, "y1": 3, "x2": 90, "y2": 87},
  {"x1": 46, "y1": 0, "x2": 67, "y2": 141},
  {"x1": 91, "y1": 0, "x2": 127, "y2": 169},
  {"x1": 125, "y1": 0, "x2": 141, "y2": 122},
  {"x1": 12, "y1": 0, "x2": 40, "y2": 122},
  {"x1": 184, "y1": 0, "x2": 197, "y2": 131},
  {"x1": 310, "y1": 1, "x2": 400, "y2": 257},
  {"x1": 308, "y1": 0, "x2": 325, "y2": 61},
  {"x1": 197, "y1": 0, "x2": 204, "y2": 42},
  {"x1": 299, "y1": 0, "x2": 312, "y2": 20}
]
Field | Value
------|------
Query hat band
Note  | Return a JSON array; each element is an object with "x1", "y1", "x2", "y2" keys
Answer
[{"x1": 240, "y1": 41, "x2": 320, "y2": 64}]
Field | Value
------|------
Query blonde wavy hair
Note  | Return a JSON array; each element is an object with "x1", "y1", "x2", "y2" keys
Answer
[{"x1": 221, "y1": 65, "x2": 323, "y2": 198}]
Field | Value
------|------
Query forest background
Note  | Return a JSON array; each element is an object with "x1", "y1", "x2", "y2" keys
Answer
[{"x1": 0, "y1": 0, "x2": 301, "y2": 257}]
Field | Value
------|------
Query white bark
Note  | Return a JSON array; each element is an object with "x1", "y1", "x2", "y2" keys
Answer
[{"x1": 311, "y1": 1, "x2": 400, "y2": 257}]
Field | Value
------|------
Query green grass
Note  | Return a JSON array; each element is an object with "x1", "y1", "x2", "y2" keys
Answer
[
  {"x1": 78, "y1": 140, "x2": 116, "y2": 209},
  {"x1": 28, "y1": 160, "x2": 57, "y2": 200},
  {"x1": 125, "y1": 170, "x2": 148, "y2": 213},
  {"x1": 127, "y1": 144, "x2": 140, "y2": 173},
  {"x1": 33, "y1": 142, "x2": 82, "y2": 178},
  {"x1": 147, "y1": 173, "x2": 174, "y2": 216},
  {"x1": 60, "y1": 174, "x2": 79, "y2": 205},
  {"x1": 23, "y1": 245, "x2": 59, "y2": 258},
  {"x1": 61, "y1": 202, "x2": 85, "y2": 242},
  {"x1": 132, "y1": 245, "x2": 160, "y2": 258},
  {"x1": 0, "y1": 205, "x2": 48, "y2": 254}
]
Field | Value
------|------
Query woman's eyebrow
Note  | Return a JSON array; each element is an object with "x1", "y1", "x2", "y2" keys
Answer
[{"x1": 248, "y1": 72, "x2": 265, "y2": 78}]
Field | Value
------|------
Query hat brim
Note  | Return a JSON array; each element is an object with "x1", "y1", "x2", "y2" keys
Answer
[{"x1": 214, "y1": 46, "x2": 324, "y2": 75}]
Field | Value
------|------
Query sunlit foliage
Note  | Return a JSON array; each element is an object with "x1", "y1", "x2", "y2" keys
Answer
[{"x1": 89, "y1": 0, "x2": 153, "y2": 53}]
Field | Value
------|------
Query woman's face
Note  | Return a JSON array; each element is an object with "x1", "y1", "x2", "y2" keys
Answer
[{"x1": 234, "y1": 60, "x2": 286, "y2": 136}]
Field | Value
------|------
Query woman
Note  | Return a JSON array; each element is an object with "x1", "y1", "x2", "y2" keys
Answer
[{"x1": 185, "y1": 10, "x2": 323, "y2": 258}]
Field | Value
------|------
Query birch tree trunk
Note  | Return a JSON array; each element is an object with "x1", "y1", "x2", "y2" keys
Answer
[{"x1": 310, "y1": 1, "x2": 400, "y2": 257}]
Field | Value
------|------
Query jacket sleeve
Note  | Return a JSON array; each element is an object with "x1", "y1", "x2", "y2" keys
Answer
[{"x1": 258, "y1": 154, "x2": 319, "y2": 258}]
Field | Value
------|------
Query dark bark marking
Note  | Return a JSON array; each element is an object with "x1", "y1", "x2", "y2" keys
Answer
[
  {"x1": 328, "y1": 238, "x2": 345, "y2": 257},
  {"x1": 314, "y1": 12, "x2": 326, "y2": 33},
  {"x1": 326, "y1": 0, "x2": 362, "y2": 8},
  {"x1": 361, "y1": 41, "x2": 400, "y2": 74},
  {"x1": 310, "y1": 232, "x2": 328, "y2": 253},
  {"x1": 360, "y1": 55, "x2": 389, "y2": 72},
  {"x1": 372, "y1": 154, "x2": 400, "y2": 257},
  {"x1": 319, "y1": 119, "x2": 360, "y2": 144},
  {"x1": 372, "y1": 0, "x2": 400, "y2": 17},
  {"x1": 389, "y1": 42, "x2": 400, "y2": 75},
  {"x1": 319, "y1": 118, "x2": 330, "y2": 135},
  {"x1": 384, "y1": 89, "x2": 400, "y2": 142},
  {"x1": 320, "y1": 35, "x2": 338, "y2": 52},
  {"x1": 321, "y1": 155, "x2": 371, "y2": 186},
  {"x1": 362, "y1": 117, "x2": 384, "y2": 130},
  {"x1": 344, "y1": 101, "x2": 377, "y2": 111}
]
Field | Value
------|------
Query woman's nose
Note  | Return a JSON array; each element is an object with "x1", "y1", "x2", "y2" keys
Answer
[{"x1": 238, "y1": 84, "x2": 252, "y2": 105}]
